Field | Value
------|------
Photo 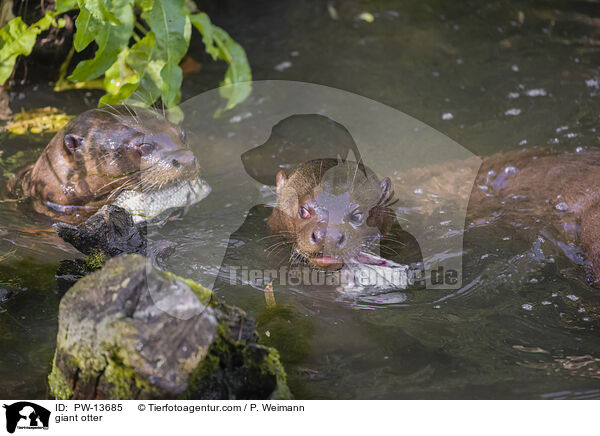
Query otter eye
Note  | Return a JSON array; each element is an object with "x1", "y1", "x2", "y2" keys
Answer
[
  {"x1": 299, "y1": 206, "x2": 312, "y2": 219},
  {"x1": 350, "y1": 211, "x2": 363, "y2": 224},
  {"x1": 138, "y1": 143, "x2": 155, "y2": 155}
]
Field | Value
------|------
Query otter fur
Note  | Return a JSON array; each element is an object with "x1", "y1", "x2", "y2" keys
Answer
[{"x1": 8, "y1": 106, "x2": 199, "y2": 223}]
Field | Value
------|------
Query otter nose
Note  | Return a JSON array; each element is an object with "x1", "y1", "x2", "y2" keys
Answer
[
  {"x1": 170, "y1": 150, "x2": 198, "y2": 169},
  {"x1": 310, "y1": 227, "x2": 326, "y2": 246},
  {"x1": 311, "y1": 227, "x2": 346, "y2": 248},
  {"x1": 327, "y1": 227, "x2": 346, "y2": 248}
]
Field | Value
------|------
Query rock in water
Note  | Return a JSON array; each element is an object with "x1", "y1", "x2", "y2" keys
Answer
[{"x1": 48, "y1": 254, "x2": 291, "y2": 400}]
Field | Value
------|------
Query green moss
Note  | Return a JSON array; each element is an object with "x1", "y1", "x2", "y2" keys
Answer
[
  {"x1": 48, "y1": 354, "x2": 74, "y2": 400},
  {"x1": 247, "y1": 347, "x2": 292, "y2": 400},
  {"x1": 256, "y1": 305, "x2": 315, "y2": 364},
  {"x1": 49, "y1": 254, "x2": 289, "y2": 400},
  {"x1": 85, "y1": 250, "x2": 106, "y2": 271},
  {"x1": 216, "y1": 320, "x2": 233, "y2": 338},
  {"x1": 182, "y1": 321, "x2": 291, "y2": 400},
  {"x1": 185, "y1": 322, "x2": 235, "y2": 385},
  {"x1": 103, "y1": 351, "x2": 154, "y2": 399},
  {"x1": 48, "y1": 339, "x2": 155, "y2": 400},
  {"x1": 185, "y1": 353, "x2": 221, "y2": 396},
  {"x1": 158, "y1": 270, "x2": 214, "y2": 306}
]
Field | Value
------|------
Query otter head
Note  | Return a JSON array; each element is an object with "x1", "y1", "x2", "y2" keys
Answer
[
  {"x1": 46, "y1": 106, "x2": 199, "y2": 209},
  {"x1": 272, "y1": 160, "x2": 393, "y2": 271}
]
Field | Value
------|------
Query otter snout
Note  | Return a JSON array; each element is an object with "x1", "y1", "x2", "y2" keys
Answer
[
  {"x1": 302, "y1": 222, "x2": 348, "y2": 269},
  {"x1": 310, "y1": 225, "x2": 347, "y2": 248},
  {"x1": 168, "y1": 150, "x2": 199, "y2": 171}
]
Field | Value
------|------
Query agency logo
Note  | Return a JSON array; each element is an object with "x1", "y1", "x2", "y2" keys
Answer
[{"x1": 3, "y1": 402, "x2": 50, "y2": 434}]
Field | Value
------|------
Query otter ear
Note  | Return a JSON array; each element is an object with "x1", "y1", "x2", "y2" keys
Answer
[
  {"x1": 275, "y1": 169, "x2": 288, "y2": 196},
  {"x1": 64, "y1": 134, "x2": 83, "y2": 153},
  {"x1": 379, "y1": 177, "x2": 393, "y2": 204}
]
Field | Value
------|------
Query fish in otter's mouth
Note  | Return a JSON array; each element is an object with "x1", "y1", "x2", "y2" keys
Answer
[{"x1": 112, "y1": 177, "x2": 211, "y2": 223}]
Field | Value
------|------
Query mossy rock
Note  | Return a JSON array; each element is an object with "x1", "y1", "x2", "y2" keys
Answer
[
  {"x1": 48, "y1": 254, "x2": 290, "y2": 399},
  {"x1": 183, "y1": 322, "x2": 291, "y2": 400}
]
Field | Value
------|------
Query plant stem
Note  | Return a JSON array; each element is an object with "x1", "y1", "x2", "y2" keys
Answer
[
  {"x1": 53, "y1": 45, "x2": 104, "y2": 91},
  {"x1": 55, "y1": 45, "x2": 75, "y2": 85},
  {"x1": 135, "y1": 19, "x2": 148, "y2": 36},
  {"x1": 54, "y1": 78, "x2": 106, "y2": 91}
]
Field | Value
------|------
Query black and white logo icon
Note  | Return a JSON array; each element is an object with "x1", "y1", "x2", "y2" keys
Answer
[{"x1": 3, "y1": 402, "x2": 50, "y2": 434}]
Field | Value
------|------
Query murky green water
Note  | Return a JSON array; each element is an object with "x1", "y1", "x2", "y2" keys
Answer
[{"x1": 2, "y1": 0, "x2": 600, "y2": 399}]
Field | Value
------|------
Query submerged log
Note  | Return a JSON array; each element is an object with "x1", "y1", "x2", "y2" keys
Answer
[{"x1": 53, "y1": 205, "x2": 175, "y2": 291}]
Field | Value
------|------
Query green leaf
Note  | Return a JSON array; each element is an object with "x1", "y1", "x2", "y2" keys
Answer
[
  {"x1": 189, "y1": 13, "x2": 217, "y2": 58},
  {"x1": 166, "y1": 105, "x2": 184, "y2": 124},
  {"x1": 55, "y1": 0, "x2": 78, "y2": 13},
  {"x1": 135, "y1": 0, "x2": 154, "y2": 13},
  {"x1": 137, "y1": 59, "x2": 166, "y2": 104},
  {"x1": 99, "y1": 48, "x2": 139, "y2": 106},
  {"x1": 1, "y1": 0, "x2": 253, "y2": 115},
  {"x1": 72, "y1": 7, "x2": 99, "y2": 52},
  {"x1": 213, "y1": 26, "x2": 251, "y2": 110},
  {"x1": 148, "y1": 0, "x2": 190, "y2": 107},
  {"x1": 100, "y1": 32, "x2": 164, "y2": 106},
  {"x1": 70, "y1": 0, "x2": 135, "y2": 81},
  {"x1": 0, "y1": 52, "x2": 18, "y2": 84},
  {"x1": 190, "y1": 12, "x2": 251, "y2": 112},
  {"x1": 0, "y1": 13, "x2": 57, "y2": 84},
  {"x1": 83, "y1": 0, "x2": 122, "y2": 25}
]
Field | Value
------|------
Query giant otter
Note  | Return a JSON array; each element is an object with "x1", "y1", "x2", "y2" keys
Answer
[
  {"x1": 391, "y1": 147, "x2": 600, "y2": 287},
  {"x1": 473, "y1": 148, "x2": 600, "y2": 286},
  {"x1": 212, "y1": 159, "x2": 422, "y2": 304},
  {"x1": 267, "y1": 158, "x2": 419, "y2": 272},
  {"x1": 212, "y1": 114, "x2": 422, "y2": 299},
  {"x1": 7, "y1": 106, "x2": 209, "y2": 223}
]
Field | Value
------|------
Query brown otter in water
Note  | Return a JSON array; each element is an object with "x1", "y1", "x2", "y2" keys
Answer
[
  {"x1": 473, "y1": 148, "x2": 600, "y2": 285},
  {"x1": 7, "y1": 106, "x2": 202, "y2": 223},
  {"x1": 391, "y1": 147, "x2": 600, "y2": 286},
  {"x1": 267, "y1": 159, "x2": 395, "y2": 271}
]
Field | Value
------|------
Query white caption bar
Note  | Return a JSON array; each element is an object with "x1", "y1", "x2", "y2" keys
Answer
[{"x1": 0, "y1": 400, "x2": 596, "y2": 436}]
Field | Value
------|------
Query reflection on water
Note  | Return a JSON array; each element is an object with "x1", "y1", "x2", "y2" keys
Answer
[{"x1": 2, "y1": 0, "x2": 600, "y2": 398}]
